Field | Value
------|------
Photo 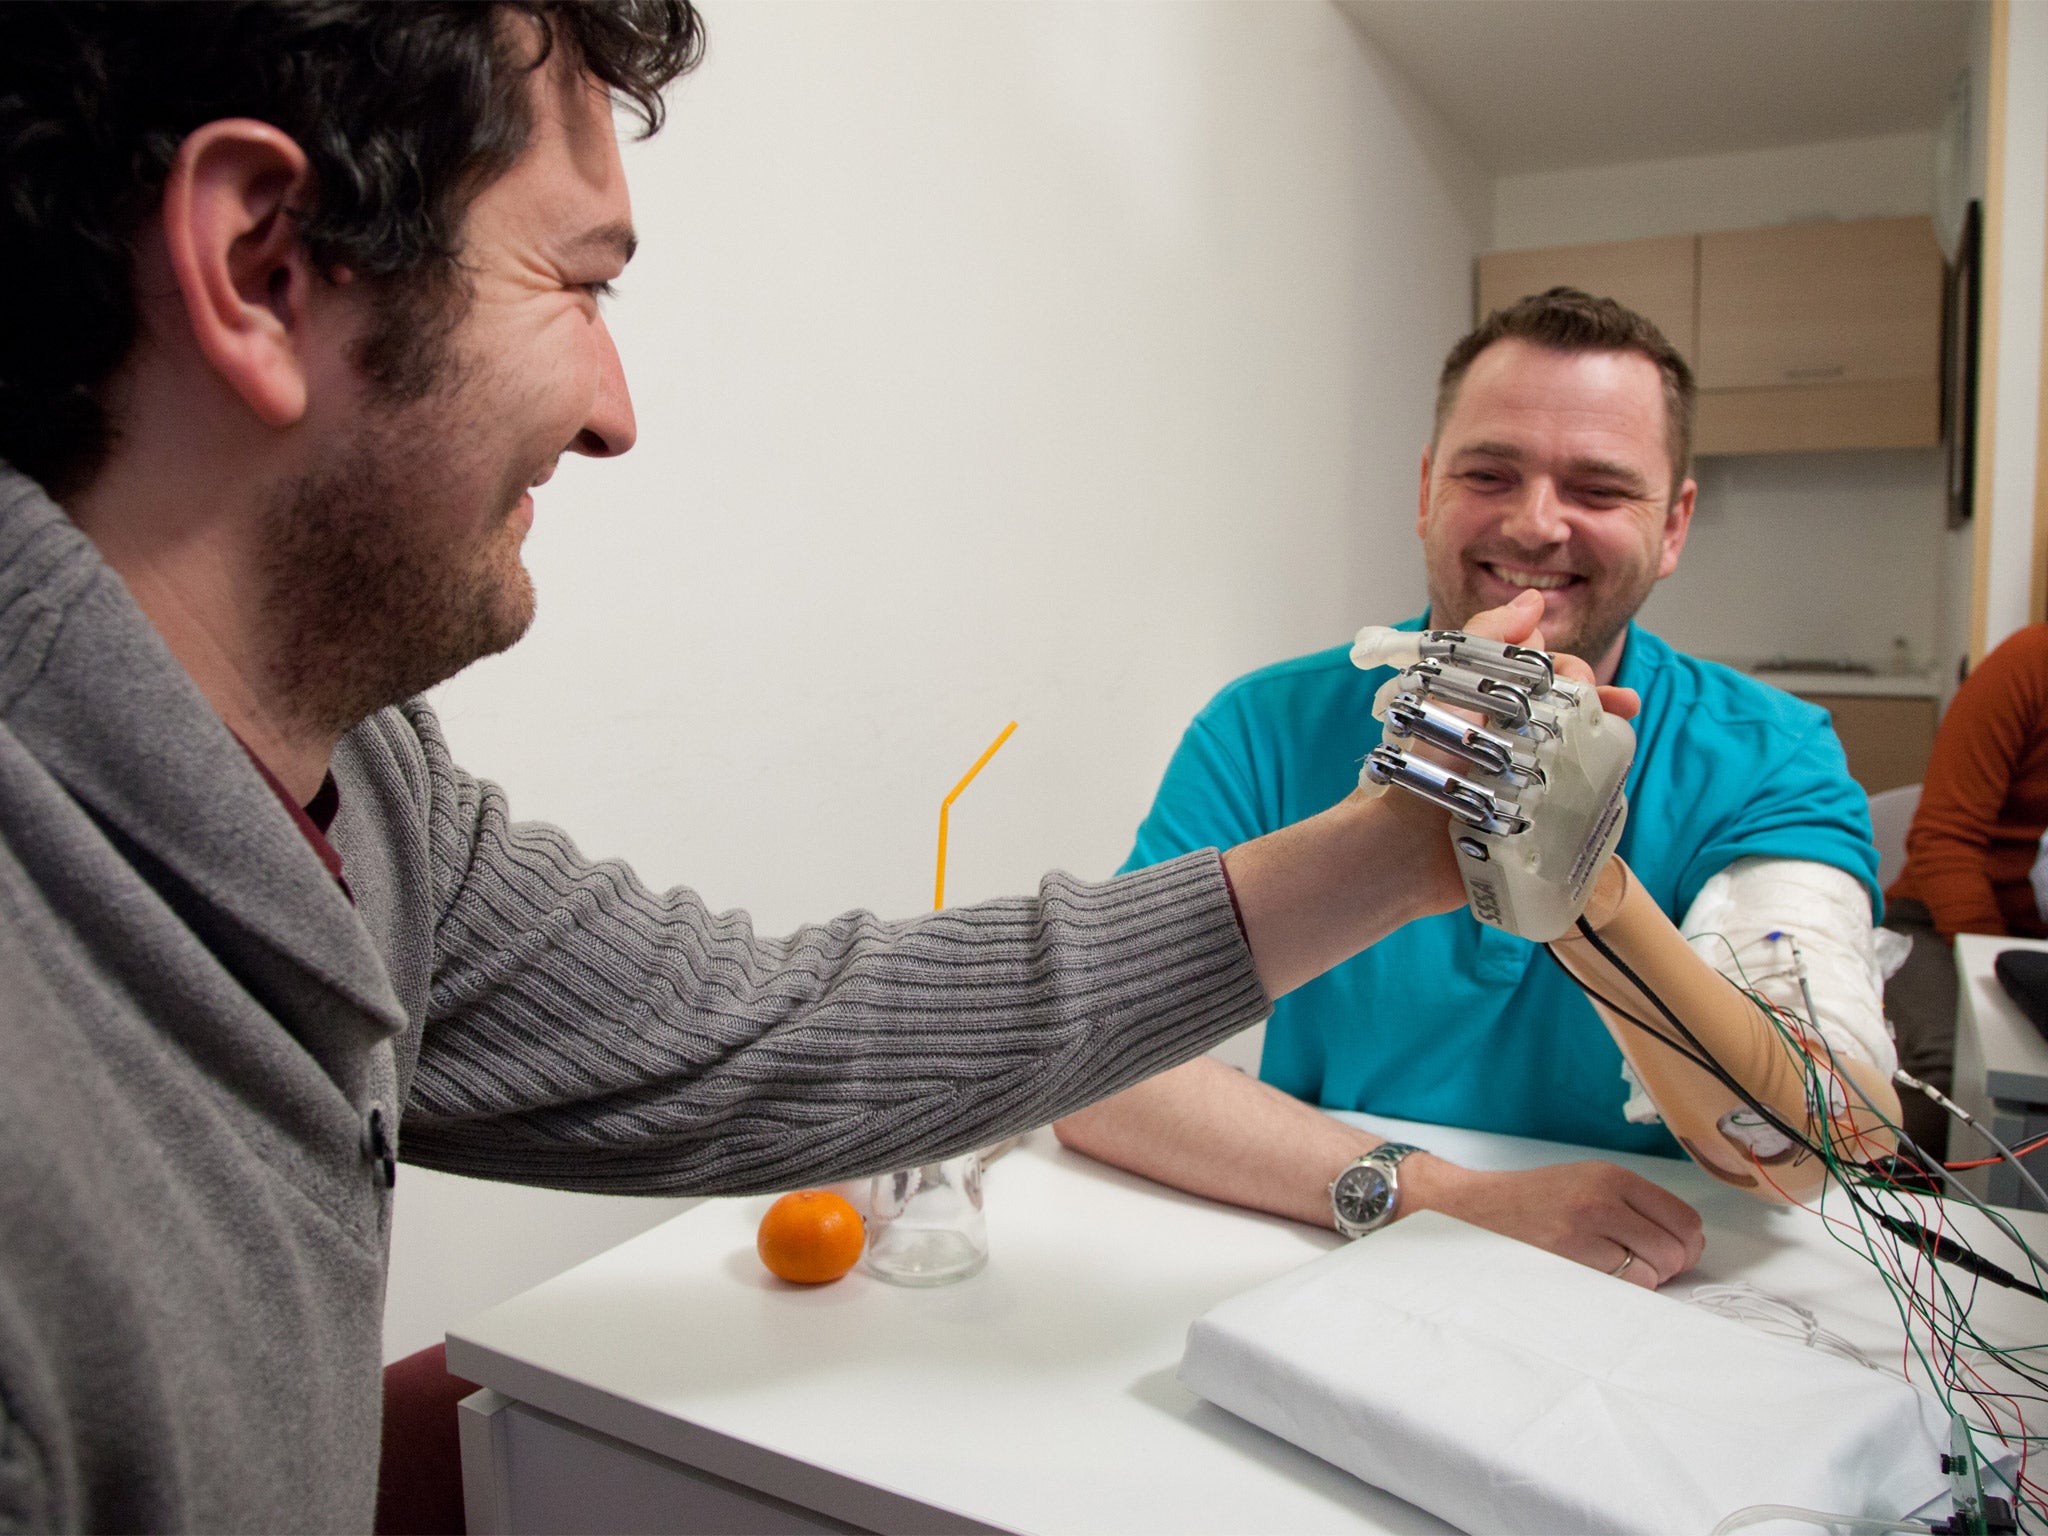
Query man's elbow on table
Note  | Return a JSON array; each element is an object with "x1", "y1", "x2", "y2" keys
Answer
[
  {"x1": 1050, "y1": 1070, "x2": 1184, "y2": 1167},
  {"x1": 1050, "y1": 1104, "x2": 1099, "y2": 1155}
]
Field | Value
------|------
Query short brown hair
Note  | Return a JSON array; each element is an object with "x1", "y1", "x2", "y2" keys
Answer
[
  {"x1": 1434, "y1": 287, "x2": 1697, "y2": 491},
  {"x1": 0, "y1": 1, "x2": 705, "y2": 500}
]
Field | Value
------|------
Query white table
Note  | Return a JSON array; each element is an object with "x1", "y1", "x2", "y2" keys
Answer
[
  {"x1": 450, "y1": 1116, "x2": 2048, "y2": 1535},
  {"x1": 1952, "y1": 933, "x2": 2048, "y2": 1210}
]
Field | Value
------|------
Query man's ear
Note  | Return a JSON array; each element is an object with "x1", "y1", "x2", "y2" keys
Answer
[
  {"x1": 1657, "y1": 476, "x2": 1698, "y2": 578},
  {"x1": 157, "y1": 119, "x2": 322, "y2": 428}
]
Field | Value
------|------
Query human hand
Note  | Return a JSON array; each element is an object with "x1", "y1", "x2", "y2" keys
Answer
[
  {"x1": 1402, "y1": 1154, "x2": 1704, "y2": 1289},
  {"x1": 1456, "y1": 588, "x2": 1640, "y2": 722}
]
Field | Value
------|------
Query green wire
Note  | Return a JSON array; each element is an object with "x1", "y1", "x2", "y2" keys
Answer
[{"x1": 1665, "y1": 934, "x2": 2048, "y2": 1525}]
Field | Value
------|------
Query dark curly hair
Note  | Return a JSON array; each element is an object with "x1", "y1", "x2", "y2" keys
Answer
[
  {"x1": 1436, "y1": 286, "x2": 1697, "y2": 489},
  {"x1": 0, "y1": 1, "x2": 704, "y2": 500}
]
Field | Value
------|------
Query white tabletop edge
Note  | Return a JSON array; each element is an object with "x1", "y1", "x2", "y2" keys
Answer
[
  {"x1": 443, "y1": 1332, "x2": 1007, "y2": 1534},
  {"x1": 1958, "y1": 934, "x2": 2048, "y2": 1102}
]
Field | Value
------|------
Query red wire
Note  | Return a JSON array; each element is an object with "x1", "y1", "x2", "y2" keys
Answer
[
  {"x1": 1750, "y1": 1152, "x2": 2035, "y2": 1494},
  {"x1": 1741, "y1": 1010, "x2": 2044, "y2": 1514},
  {"x1": 1947, "y1": 1133, "x2": 2048, "y2": 1171}
]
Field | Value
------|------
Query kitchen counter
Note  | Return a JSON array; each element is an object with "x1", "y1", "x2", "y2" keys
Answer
[
  {"x1": 1701, "y1": 662, "x2": 1941, "y2": 792},
  {"x1": 1714, "y1": 664, "x2": 1942, "y2": 699}
]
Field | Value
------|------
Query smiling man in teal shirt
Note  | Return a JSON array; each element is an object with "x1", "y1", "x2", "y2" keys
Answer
[
  {"x1": 1056, "y1": 290, "x2": 1881, "y2": 1290},
  {"x1": 1121, "y1": 615, "x2": 1875, "y2": 1153}
]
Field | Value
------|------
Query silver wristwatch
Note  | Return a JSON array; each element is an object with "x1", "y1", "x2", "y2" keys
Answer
[{"x1": 1329, "y1": 1143, "x2": 1425, "y2": 1238}]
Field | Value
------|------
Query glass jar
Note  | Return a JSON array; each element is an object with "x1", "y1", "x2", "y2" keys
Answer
[{"x1": 863, "y1": 1151, "x2": 987, "y2": 1285}]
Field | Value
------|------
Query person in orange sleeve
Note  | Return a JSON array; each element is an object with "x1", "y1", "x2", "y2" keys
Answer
[{"x1": 1886, "y1": 623, "x2": 2048, "y2": 1156}]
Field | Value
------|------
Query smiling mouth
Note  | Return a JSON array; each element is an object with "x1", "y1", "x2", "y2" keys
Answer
[
  {"x1": 1480, "y1": 562, "x2": 1580, "y2": 593},
  {"x1": 508, "y1": 466, "x2": 554, "y2": 521}
]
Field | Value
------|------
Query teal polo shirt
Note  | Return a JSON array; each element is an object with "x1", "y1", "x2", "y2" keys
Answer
[{"x1": 1123, "y1": 619, "x2": 1879, "y2": 1155}]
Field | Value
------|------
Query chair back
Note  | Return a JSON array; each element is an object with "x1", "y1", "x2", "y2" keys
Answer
[{"x1": 1866, "y1": 782, "x2": 1922, "y2": 892}]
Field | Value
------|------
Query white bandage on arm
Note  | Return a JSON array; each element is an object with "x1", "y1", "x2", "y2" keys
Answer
[{"x1": 1618, "y1": 856, "x2": 1896, "y2": 1125}]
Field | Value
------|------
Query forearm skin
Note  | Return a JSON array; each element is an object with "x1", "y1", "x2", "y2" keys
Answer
[{"x1": 1053, "y1": 1056, "x2": 1380, "y2": 1229}]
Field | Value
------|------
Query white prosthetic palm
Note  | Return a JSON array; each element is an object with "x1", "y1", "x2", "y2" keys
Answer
[{"x1": 1353, "y1": 624, "x2": 1900, "y2": 1202}]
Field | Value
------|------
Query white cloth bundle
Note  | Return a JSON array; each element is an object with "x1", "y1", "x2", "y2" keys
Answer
[{"x1": 1178, "y1": 1213, "x2": 1950, "y2": 1536}]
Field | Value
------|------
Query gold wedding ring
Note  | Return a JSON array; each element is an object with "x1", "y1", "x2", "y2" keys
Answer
[{"x1": 1608, "y1": 1247, "x2": 1637, "y2": 1280}]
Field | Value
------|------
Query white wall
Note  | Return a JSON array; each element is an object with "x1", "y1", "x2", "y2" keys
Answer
[
  {"x1": 1636, "y1": 449, "x2": 1946, "y2": 668},
  {"x1": 1491, "y1": 132, "x2": 1949, "y2": 678},
  {"x1": 1492, "y1": 131, "x2": 1936, "y2": 251},
  {"x1": 384, "y1": 0, "x2": 1487, "y2": 1362}
]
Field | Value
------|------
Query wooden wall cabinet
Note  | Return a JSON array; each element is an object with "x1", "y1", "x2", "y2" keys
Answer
[
  {"x1": 1474, "y1": 215, "x2": 1945, "y2": 458},
  {"x1": 1476, "y1": 235, "x2": 1699, "y2": 363},
  {"x1": 1694, "y1": 217, "x2": 1944, "y2": 455},
  {"x1": 1800, "y1": 693, "x2": 1938, "y2": 795}
]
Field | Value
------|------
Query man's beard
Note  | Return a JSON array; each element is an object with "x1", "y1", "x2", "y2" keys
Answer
[
  {"x1": 1430, "y1": 560, "x2": 1656, "y2": 673},
  {"x1": 1526, "y1": 582, "x2": 1641, "y2": 673},
  {"x1": 257, "y1": 403, "x2": 536, "y2": 741}
]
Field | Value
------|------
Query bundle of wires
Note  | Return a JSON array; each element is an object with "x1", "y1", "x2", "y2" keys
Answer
[{"x1": 1559, "y1": 922, "x2": 2048, "y2": 1533}]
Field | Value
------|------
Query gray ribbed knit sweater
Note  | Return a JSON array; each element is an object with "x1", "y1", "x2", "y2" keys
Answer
[{"x1": 0, "y1": 466, "x2": 1269, "y2": 1532}]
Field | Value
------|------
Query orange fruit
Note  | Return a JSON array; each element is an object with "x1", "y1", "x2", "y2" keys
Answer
[{"x1": 756, "y1": 1190, "x2": 865, "y2": 1284}]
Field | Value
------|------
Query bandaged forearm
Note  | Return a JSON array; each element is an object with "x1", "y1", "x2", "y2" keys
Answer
[
  {"x1": 1616, "y1": 857, "x2": 1897, "y2": 1123},
  {"x1": 1548, "y1": 857, "x2": 1900, "y2": 1203},
  {"x1": 1680, "y1": 856, "x2": 1896, "y2": 1070}
]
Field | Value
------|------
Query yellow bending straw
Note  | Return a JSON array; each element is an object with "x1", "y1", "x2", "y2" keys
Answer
[{"x1": 934, "y1": 721, "x2": 1018, "y2": 910}]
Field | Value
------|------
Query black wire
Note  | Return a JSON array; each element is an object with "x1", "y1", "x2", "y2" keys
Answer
[
  {"x1": 1561, "y1": 965, "x2": 1731, "y2": 1082},
  {"x1": 1557, "y1": 915, "x2": 2048, "y2": 1312},
  {"x1": 1562, "y1": 918, "x2": 1828, "y2": 1161},
  {"x1": 1869, "y1": 1210, "x2": 2048, "y2": 1304},
  {"x1": 1556, "y1": 907, "x2": 2048, "y2": 1518}
]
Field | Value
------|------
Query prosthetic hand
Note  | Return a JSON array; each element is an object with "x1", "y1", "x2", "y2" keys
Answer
[
  {"x1": 1354, "y1": 625, "x2": 1900, "y2": 1203},
  {"x1": 1351, "y1": 625, "x2": 1632, "y2": 945}
]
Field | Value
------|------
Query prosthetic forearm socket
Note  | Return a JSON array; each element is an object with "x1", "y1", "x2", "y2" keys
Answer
[{"x1": 1352, "y1": 624, "x2": 1900, "y2": 1201}]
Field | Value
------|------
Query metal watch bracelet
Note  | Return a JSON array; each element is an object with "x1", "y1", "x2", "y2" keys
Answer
[{"x1": 1329, "y1": 1142, "x2": 1425, "y2": 1239}]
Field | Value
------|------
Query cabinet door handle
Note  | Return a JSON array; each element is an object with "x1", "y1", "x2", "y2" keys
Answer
[{"x1": 1784, "y1": 364, "x2": 1846, "y2": 381}]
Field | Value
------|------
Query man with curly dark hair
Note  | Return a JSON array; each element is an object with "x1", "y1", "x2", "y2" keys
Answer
[{"x1": 0, "y1": 5, "x2": 1624, "y2": 1530}]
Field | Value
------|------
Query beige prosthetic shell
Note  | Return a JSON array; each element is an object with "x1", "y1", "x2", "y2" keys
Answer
[{"x1": 1548, "y1": 859, "x2": 1902, "y2": 1204}]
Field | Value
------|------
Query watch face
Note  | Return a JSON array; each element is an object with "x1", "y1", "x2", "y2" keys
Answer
[{"x1": 1333, "y1": 1163, "x2": 1394, "y2": 1229}]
